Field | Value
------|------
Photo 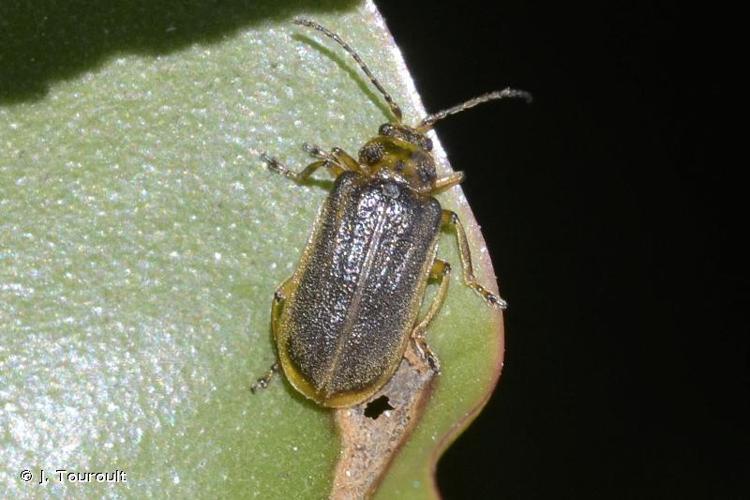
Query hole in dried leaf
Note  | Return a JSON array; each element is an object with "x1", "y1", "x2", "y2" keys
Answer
[{"x1": 363, "y1": 395, "x2": 394, "y2": 419}]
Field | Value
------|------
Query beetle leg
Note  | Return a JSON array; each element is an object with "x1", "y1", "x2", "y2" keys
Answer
[
  {"x1": 271, "y1": 277, "x2": 295, "y2": 342},
  {"x1": 441, "y1": 210, "x2": 508, "y2": 309},
  {"x1": 331, "y1": 147, "x2": 370, "y2": 175},
  {"x1": 251, "y1": 362, "x2": 279, "y2": 393},
  {"x1": 303, "y1": 143, "x2": 369, "y2": 175},
  {"x1": 430, "y1": 171, "x2": 465, "y2": 194},
  {"x1": 251, "y1": 277, "x2": 294, "y2": 393},
  {"x1": 411, "y1": 258, "x2": 452, "y2": 373},
  {"x1": 261, "y1": 153, "x2": 344, "y2": 183},
  {"x1": 301, "y1": 142, "x2": 331, "y2": 160}
]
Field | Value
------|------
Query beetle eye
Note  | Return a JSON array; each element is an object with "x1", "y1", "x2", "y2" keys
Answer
[
  {"x1": 378, "y1": 123, "x2": 394, "y2": 136},
  {"x1": 359, "y1": 142, "x2": 384, "y2": 165},
  {"x1": 422, "y1": 137, "x2": 433, "y2": 151}
]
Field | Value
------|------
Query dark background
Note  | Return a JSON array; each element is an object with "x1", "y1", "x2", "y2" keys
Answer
[
  {"x1": 377, "y1": 1, "x2": 746, "y2": 498},
  {"x1": 2, "y1": 0, "x2": 743, "y2": 497}
]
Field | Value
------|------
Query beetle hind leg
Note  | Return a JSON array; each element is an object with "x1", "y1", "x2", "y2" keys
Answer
[
  {"x1": 251, "y1": 362, "x2": 279, "y2": 393},
  {"x1": 411, "y1": 258, "x2": 452, "y2": 373},
  {"x1": 251, "y1": 277, "x2": 294, "y2": 394},
  {"x1": 442, "y1": 210, "x2": 508, "y2": 309}
]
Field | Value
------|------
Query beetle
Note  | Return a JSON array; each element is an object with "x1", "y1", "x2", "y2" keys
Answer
[{"x1": 251, "y1": 18, "x2": 531, "y2": 408}]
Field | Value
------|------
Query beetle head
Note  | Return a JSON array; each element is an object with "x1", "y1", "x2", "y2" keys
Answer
[
  {"x1": 358, "y1": 124, "x2": 437, "y2": 193},
  {"x1": 293, "y1": 18, "x2": 531, "y2": 194}
]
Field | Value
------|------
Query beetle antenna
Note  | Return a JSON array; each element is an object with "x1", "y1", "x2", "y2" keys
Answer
[
  {"x1": 294, "y1": 18, "x2": 403, "y2": 123},
  {"x1": 417, "y1": 88, "x2": 532, "y2": 131}
]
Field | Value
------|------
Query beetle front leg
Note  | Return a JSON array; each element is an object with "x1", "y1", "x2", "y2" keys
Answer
[
  {"x1": 261, "y1": 153, "x2": 342, "y2": 184},
  {"x1": 411, "y1": 258, "x2": 452, "y2": 373},
  {"x1": 430, "y1": 171, "x2": 465, "y2": 194},
  {"x1": 251, "y1": 277, "x2": 294, "y2": 393},
  {"x1": 442, "y1": 210, "x2": 508, "y2": 309},
  {"x1": 303, "y1": 143, "x2": 369, "y2": 175}
]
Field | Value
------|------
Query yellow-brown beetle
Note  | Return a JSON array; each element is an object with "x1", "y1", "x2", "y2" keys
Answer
[{"x1": 252, "y1": 19, "x2": 530, "y2": 407}]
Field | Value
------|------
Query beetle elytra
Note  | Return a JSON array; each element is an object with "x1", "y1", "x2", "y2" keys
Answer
[{"x1": 251, "y1": 19, "x2": 531, "y2": 408}]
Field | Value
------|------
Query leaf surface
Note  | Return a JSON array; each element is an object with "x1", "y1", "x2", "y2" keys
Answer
[{"x1": 0, "y1": 1, "x2": 504, "y2": 497}]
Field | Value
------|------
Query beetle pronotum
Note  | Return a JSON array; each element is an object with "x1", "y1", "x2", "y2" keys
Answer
[{"x1": 252, "y1": 19, "x2": 530, "y2": 408}]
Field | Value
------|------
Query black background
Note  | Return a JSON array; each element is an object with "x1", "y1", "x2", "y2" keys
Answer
[
  {"x1": 377, "y1": 1, "x2": 746, "y2": 498},
  {"x1": 1, "y1": 1, "x2": 744, "y2": 497}
]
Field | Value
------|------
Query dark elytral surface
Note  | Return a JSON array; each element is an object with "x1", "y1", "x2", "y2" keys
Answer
[{"x1": 285, "y1": 172, "x2": 441, "y2": 398}]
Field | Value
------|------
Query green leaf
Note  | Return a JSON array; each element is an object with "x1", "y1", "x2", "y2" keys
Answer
[{"x1": 1, "y1": 1, "x2": 504, "y2": 497}]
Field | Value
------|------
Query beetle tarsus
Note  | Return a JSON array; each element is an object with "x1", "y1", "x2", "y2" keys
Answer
[
  {"x1": 251, "y1": 362, "x2": 280, "y2": 394},
  {"x1": 413, "y1": 337, "x2": 441, "y2": 374},
  {"x1": 261, "y1": 153, "x2": 295, "y2": 180},
  {"x1": 486, "y1": 291, "x2": 509, "y2": 310},
  {"x1": 302, "y1": 142, "x2": 327, "y2": 158},
  {"x1": 426, "y1": 352, "x2": 441, "y2": 374},
  {"x1": 474, "y1": 285, "x2": 509, "y2": 310}
]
